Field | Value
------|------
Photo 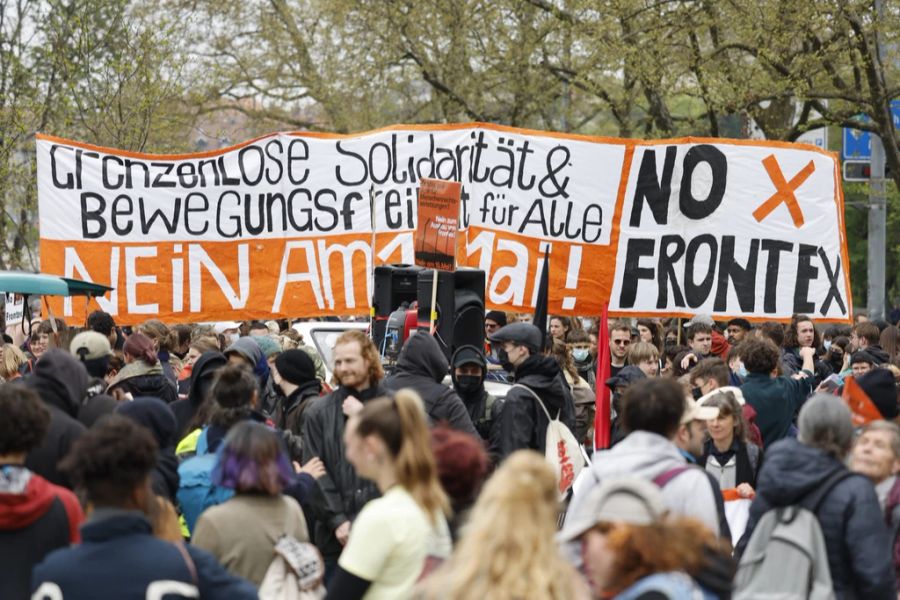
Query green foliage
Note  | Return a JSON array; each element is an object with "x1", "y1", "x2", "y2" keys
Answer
[
  {"x1": 843, "y1": 180, "x2": 900, "y2": 309},
  {"x1": 1, "y1": 0, "x2": 898, "y2": 316}
]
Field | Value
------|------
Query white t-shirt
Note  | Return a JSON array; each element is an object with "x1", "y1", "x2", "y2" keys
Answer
[{"x1": 338, "y1": 486, "x2": 451, "y2": 599}]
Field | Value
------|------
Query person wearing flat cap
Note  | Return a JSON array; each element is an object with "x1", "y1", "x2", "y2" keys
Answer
[
  {"x1": 558, "y1": 477, "x2": 723, "y2": 599},
  {"x1": 487, "y1": 322, "x2": 576, "y2": 461},
  {"x1": 271, "y1": 349, "x2": 322, "y2": 436}
]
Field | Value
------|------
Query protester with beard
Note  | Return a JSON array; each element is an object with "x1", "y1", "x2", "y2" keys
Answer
[
  {"x1": 726, "y1": 318, "x2": 753, "y2": 345},
  {"x1": 301, "y1": 329, "x2": 388, "y2": 579},
  {"x1": 272, "y1": 348, "x2": 322, "y2": 436},
  {"x1": 449, "y1": 345, "x2": 500, "y2": 442},
  {"x1": 567, "y1": 329, "x2": 596, "y2": 390},
  {"x1": 384, "y1": 333, "x2": 477, "y2": 436},
  {"x1": 486, "y1": 322, "x2": 576, "y2": 461}
]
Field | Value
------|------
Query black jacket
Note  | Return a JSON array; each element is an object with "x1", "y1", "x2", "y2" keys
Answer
[
  {"x1": 110, "y1": 360, "x2": 178, "y2": 405},
  {"x1": 276, "y1": 381, "x2": 322, "y2": 437},
  {"x1": 866, "y1": 344, "x2": 892, "y2": 365},
  {"x1": 384, "y1": 334, "x2": 478, "y2": 436},
  {"x1": 22, "y1": 350, "x2": 89, "y2": 488},
  {"x1": 302, "y1": 383, "x2": 387, "y2": 561},
  {"x1": 738, "y1": 438, "x2": 895, "y2": 599},
  {"x1": 488, "y1": 354, "x2": 576, "y2": 461},
  {"x1": 116, "y1": 397, "x2": 180, "y2": 503},
  {"x1": 170, "y1": 352, "x2": 227, "y2": 441}
]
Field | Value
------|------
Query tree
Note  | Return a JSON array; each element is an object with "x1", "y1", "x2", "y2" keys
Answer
[{"x1": 0, "y1": 0, "x2": 196, "y2": 269}]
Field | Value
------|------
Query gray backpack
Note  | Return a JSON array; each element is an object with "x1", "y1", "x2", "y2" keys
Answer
[{"x1": 734, "y1": 470, "x2": 851, "y2": 600}]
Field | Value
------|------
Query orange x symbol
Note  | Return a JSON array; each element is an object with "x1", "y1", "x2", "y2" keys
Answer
[{"x1": 752, "y1": 155, "x2": 816, "y2": 228}]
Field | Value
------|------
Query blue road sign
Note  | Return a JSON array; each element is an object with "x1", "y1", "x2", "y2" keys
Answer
[
  {"x1": 842, "y1": 100, "x2": 900, "y2": 161},
  {"x1": 843, "y1": 127, "x2": 871, "y2": 160}
]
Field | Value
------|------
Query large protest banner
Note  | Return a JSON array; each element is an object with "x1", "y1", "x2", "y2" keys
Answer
[{"x1": 35, "y1": 124, "x2": 852, "y2": 325}]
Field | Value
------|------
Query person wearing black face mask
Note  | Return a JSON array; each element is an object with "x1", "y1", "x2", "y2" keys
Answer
[
  {"x1": 383, "y1": 332, "x2": 478, "y2": 437},
  {"x1": 450, "y1": 346, "x2": 501, "y2": 442},
  {"x1": 487, "y1": 322, "x2": 577, "y2": 461},
  {"x1": 825, "y1": 335, "x2": 851, "y2": 375}
]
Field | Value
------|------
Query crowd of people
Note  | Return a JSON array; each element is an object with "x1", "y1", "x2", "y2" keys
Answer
[{"x1": 1, "y1": 308, "x2": 900, "y2": 599}]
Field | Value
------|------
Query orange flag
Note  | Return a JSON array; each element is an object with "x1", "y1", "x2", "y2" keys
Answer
[{"x1": 842, "y1": 376, "x2": 883, "y2": 427}]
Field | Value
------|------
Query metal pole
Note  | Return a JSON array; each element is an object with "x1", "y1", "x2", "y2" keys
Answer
[
  {"x1": 867, "y1": 0, "x2": 887, "y2": 321},
  {"x1": 868, "y1": 137, "x2": 886, "y2": 321}
]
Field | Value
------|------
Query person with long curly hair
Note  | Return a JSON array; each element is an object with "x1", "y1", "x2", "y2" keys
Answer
[{"x1": 418, "y1": 451, "x2": 589, "y2": 600}]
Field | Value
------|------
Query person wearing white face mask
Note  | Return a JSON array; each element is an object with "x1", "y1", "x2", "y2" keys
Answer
[{"x1": 214, "y1": 321, "x2": 242, "y2": 347}]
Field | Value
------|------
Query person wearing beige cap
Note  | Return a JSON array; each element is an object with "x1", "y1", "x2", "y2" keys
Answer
[
  {"x1": 558, "y1": 478, "x2": 721, "y2": 599},
  {"x1": 676, "y1": 396, "x2": 720, "y2": 460}
]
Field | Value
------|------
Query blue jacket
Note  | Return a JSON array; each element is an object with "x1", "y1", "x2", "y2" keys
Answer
[
  {"x1": 740, "y1": 372, "x2": 812, "y2": 447},
  {"x1": 738, "y1": 439, "x2": 895, "y2": 600},
  {"x1": 32, "y1": 511, "x2": 256, "y2": 599}
]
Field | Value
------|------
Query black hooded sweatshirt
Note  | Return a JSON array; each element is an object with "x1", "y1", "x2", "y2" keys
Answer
[
  {"x1": 22, "y1": 350, "x2": 88, "y2": 488},
  {"x1": 488, "y1": 354, "x2": 576, "y2": 462},
  {"x1": 383, "y1": 333, "x2": 477, "y2": 436},
  {"x1": 170, "y1": 352, "x2": 227, "y2": 441},
  {"x1": 449, "y1": 346, "x2": 500, "y2": 442},
  {"x1": 116, "y1": 397, "x2": 180, "y2": 503}
]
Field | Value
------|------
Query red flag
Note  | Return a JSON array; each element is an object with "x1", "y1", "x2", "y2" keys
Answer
[{"x1": 594, "y1": 303, "x2": 611, "y2": 450}]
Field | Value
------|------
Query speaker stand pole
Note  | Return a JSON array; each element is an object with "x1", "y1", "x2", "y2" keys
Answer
[
  {"x1": 369, "y1": 184, "x2": 377, "y2": 335},
  {"x1": 429, "y1": 269, "x2": 439, "y2": 334}
]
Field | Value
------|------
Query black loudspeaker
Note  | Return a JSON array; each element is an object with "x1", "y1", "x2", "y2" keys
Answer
[
  {"x1": 372, "y1": 264, "x2": 423, "y2": 353},
  {"x1": 417, "y1": 268, "x2": 486, "y2": 361}
]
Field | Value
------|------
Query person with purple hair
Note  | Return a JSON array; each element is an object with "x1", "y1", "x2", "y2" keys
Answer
[{"x1": 191, "y1": 421, "x2": 310, "y2": 587}]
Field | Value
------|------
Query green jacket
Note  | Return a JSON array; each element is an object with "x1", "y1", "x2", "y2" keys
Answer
[{"x1": 740, "y1": 372, "x2": 812, "y2": 447}]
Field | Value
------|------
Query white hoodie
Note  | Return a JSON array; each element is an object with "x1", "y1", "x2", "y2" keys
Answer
[{"x1": 568, "y1": 431, "x2": 719, "y2": 535}]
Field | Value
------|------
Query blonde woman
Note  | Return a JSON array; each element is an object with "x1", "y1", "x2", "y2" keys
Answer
[
  {"x1": 326, "y1": 389, "x2": 452, "y2": 600},
  {"x1": 0, "y1": 342, "x2": 27, "y2": 381},
  {"x1": 419, "y1": 451, "x2": 589, "y2": 600}
]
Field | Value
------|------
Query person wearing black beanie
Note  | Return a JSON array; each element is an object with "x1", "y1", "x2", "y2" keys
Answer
[
  {"x1": 857, "y1": 368, "x2": 900, "y2": 421},
  {"x1": 272, "y1": 349, "x2": 322, "y2": 435}
]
